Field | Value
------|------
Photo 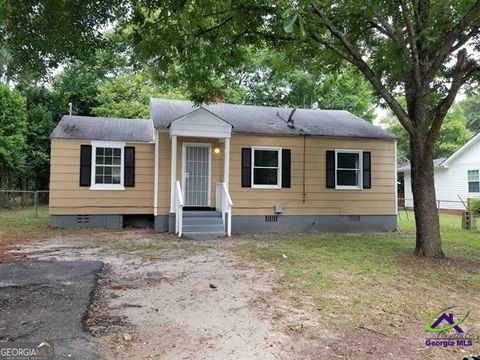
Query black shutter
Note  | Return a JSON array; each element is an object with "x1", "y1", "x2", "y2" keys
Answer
[
  {"x1": 241, "y1": 148, "x2": 252, "y2": 187},
  {"x1": 282, "y1": 149, "x2": 291, "y2": 188},
  {"x1": 326, "y1": 150, "x2": 335, "y2": 188},
  {"x1": 363, "y1": 151, "x2": 371, "y2": 189},
  {"x1": 79, "y1": 145, "x2": 92, "y2": 187},
  {"x1": 124, "y1": 146, "x2": 135, "y2": 187}
]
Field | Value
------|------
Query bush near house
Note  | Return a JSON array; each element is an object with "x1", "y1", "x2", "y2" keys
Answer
[{"x1": 470, "y1": 198, "x2": 480, "y2": 216}]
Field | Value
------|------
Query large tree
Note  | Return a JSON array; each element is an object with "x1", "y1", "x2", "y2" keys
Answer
[
  {"x1": 127, "y1": 0, "x2": 480, "y2": 257},
  {"x1": 460, "y1": 95, "x2": 480, "y2": 133},
  {"x1": 92, "y1": 72, "x2": 185, "y2": 118},
  {"x1": 52, "y1": 61, "x2": 105, "y2": 116},
  {"x1": 383, "y1": 103, "x2": 473, "y2": 161},
  {"x1": 15, "y1": 82, "x2": 65, "y2": 190},
  {"x1": 0, "y1": 84, "x2": 26, "y2": 189},
  {"x1": 223, "y1": 50, "x2": 376, "y2": 121},
  {"x1": 0, "y1": 0, "x2": 123, "y2": 79}
]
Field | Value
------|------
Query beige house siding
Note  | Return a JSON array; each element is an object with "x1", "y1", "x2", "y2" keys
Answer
[
  {"x1": 50, "y1": 139, "x2": 154, "y2": 215},
  {"x1": 155, "y1": 133, "x2": 396, "y2": 216},
  {"x1": 51, "y1": 133, "x2": 395, "y2": 217},
  {"x1": 227, "y1": 134, "x2": 396, "y2": 216}
]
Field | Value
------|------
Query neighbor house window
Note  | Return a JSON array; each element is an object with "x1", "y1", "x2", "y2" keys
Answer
[
  {"x1": 336, "y1": 150, "x2": 362, "y2": 189},
  {"x1": 91, "y1": 141, "x2": 125, "y2": 190},
  {"x1": 468, "y1": 170, "x2": 480, "y2": 193},
  {"x1": 252, "y1": 147, "x2": 282, "y2": 188}
]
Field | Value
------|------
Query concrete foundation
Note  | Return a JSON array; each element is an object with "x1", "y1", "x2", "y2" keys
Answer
[
  {"x1": 50, "y1": 215, "x2": 123, "y2": 229},
  {"x1": 230, "y1": 215, "x2": 397, "y2": 234},
  {"x1": 52, "y1": 214, "x2": 396, "y2": 233},
  {"x1": 160, "y1": 214, "x2": 397, "y2": 234}
]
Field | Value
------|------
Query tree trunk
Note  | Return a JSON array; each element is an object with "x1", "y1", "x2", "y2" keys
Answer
[{"x1": 409, "y1": 135, "x2": 444, "y2": 258}]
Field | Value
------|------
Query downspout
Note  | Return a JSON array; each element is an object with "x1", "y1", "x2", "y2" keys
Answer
[
  {"x1": 394, "y1": 139, "x2": 398, "y2": 216},
  {"x1": 303, "y1": 134, "x2": 307, "y2": 204},
  {"x1": 153, "y1": 130, "x2": 159, "y2": 216}
]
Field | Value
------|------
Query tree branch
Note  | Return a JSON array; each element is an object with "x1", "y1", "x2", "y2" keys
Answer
[
  {"x1": 369, "y1": 15, "x2": 400, "y2": 42},
  {"x1": 195, "y1": 16, "x2": 234, "y2": 37},
  {"x1": 399, "y1": 0, "x2": 422, "y2": 87},
  {"x1": 309, "y1": 32, "x2": 353, "y2": 62},
  {"x1": 309, "y1": 1, "x2": 414, "y2": 134},
  {"x1": 427, "y1": 0, "x2": 480, "y2": 80},
  {"x1": 451, "y1": 26, "x2": 480, "y2": 52},
  {"x1": 427, "y1": 49, "x2": 474, "y2": 144}
]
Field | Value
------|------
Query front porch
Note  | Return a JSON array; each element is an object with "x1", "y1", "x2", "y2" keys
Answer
[{"x1": 154, "y1": 107, "x2": 233, "y2": 239}]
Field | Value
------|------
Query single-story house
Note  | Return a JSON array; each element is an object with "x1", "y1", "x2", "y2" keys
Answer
[
  {"x1": 49, "y1": 99, "x2": 397, "y2": 238},
  {"x1": 399, "y1": 133, "x2": 480, "y2": 211}
]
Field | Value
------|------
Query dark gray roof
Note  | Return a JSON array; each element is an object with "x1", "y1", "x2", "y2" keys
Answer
[
  {"x1": 397, "y1": 158, "x2": 446, "y2": 172},
  {"x1": 150, "y1": 99, "x2": 393, "y2": 139},
  {"x1": 51, "y1": 116, "x2": 154, "y2": 142}
]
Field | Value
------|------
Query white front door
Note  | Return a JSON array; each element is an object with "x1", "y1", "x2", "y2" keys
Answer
[{"x1": 183, "y1": 143, "x2": 211, "y2": 207}]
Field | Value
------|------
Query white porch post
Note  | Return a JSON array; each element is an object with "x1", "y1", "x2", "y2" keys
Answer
[
  {"x1": 224, "y1": 137, "x2": 230, "y2": 187},
  {"x1": 170, "y1": 135, "x2": 177, "y2": 212}
]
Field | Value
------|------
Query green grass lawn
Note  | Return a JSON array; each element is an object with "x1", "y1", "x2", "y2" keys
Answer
[
  {"x1": 0, "y1": 206, "x2": 51, "y2": 246},
  {"x1": 0, "y1": 206, "x2": 94, "y2": 249},
  {"x1": 236, "y1": 212, "x2": 480, "y2": 357}
]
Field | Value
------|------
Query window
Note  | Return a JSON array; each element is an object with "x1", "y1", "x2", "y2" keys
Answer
[
  {"x1": 91, "y1": 141, "x2": 125, "y2": 190},
  {"x1": 252, "y1": 147, "x2": 282, "y2": 188},
  {"x1": 336, "y1": 150, "x2": 362, "y2": 189},
  {"x1": 468, "y1": 170, "x2": 480, "y2": 193}
]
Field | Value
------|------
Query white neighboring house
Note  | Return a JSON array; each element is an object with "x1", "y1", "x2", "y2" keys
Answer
[{"x1": 399, "y1": 133, "x2": 480, "y2": 211}]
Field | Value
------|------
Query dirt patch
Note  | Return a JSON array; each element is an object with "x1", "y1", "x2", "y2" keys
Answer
[
  {"x1": 7, "y1": 230, "x2": 476, "y2": 359},
  {"x1": 5, "y1": 231, "x2": 325, "y2": 359}
]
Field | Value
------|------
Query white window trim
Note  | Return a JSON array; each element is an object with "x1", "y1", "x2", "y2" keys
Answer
[
  {"x1": 90, "y1": 140, "x2": 126, "y2": 191},
  {"x1": 251, "y1": 146, "x2": 282, "y2": 189},
  {"x1": 467, "y1": 169, "x2": 480, "y2": 193},
  {"x1": 335, "y1": 149, "x2": 363, "y2": 190}
]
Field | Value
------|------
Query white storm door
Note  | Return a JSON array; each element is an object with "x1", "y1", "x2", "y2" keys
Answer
[{"x1": 183, "y1": 143, "x2": 211, "y2": 207}]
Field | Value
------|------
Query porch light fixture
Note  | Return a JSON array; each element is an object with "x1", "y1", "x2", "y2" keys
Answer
[{"x1": 214, "y1": 147, "x2": 220, "y2": 154}]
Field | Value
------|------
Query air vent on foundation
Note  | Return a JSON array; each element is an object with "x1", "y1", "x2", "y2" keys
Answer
[
  {"x1": 76, "y1": 215, "x2": 90, "y2": 224},
  {"x1": 348, "y1": 215, "x2": 361, "y2": 222},
  {"x1": 265, "y1": 215, "x2": 279, "y2": 223}
]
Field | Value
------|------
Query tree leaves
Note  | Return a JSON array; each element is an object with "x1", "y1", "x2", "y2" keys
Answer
[{"x1": 284, "y1": 14, "x2": 297, "y2": 33}]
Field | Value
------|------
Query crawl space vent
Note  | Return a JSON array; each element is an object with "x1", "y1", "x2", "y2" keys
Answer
[
  {"x1": 76, "y1": 215, "x2": 90, "y2": 224},
  {"x1": 265, "y1": 215, "x2": 279, "y2": 223},
  {"x1": 348, "y1": 215, "x2": 361, "y2": 222}
]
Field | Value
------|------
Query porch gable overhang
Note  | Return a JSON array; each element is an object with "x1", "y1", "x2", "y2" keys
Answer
[{"x1": 168, "y1": 107, "x2": 232, "y2": 138}]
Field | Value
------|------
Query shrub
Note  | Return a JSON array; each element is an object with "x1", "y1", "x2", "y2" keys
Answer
[{"x1": 470, "y1": 198, "x2": 480, "y2": 216}]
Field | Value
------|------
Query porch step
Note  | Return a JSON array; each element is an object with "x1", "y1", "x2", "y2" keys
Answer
[
  {"x1": 183, "y1": 224, "x2": 225, "y2": 233},
  {"x1": 183, "y1": 217, "x2": 224, "y2": 226},
  {"x1": 183, "y1": 231, "x2": 226, "y2": 241},
  {"x1": 181, "y1": 211, "x2": 226, "y2": 240},
  {"x1": 183, "y1": 211, "x2": 222, "y2": 217}
]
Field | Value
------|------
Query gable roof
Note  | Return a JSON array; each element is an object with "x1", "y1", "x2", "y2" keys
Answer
[
  {"x1": 397, "y1": 158, "x2": 447, "y2": 172},
  {"x1": 397, "y1": 133, "x2": 480, "y2": 172},
  {"x1": 51, "y1": 115, "x2": 154, "y2": 142},
  {"x1": 150, "y1": 99, "x2": 393, "y2": 139},
  {"x1": 441, "y1": 132, "x2": 480, "y2": 167}
]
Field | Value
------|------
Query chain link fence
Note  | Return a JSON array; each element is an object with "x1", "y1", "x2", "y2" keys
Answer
[{"x1": 0, "y1": 190, "x2": 50, "y2": 219}]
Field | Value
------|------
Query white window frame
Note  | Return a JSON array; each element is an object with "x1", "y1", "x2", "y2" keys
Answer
[
  {"x1": 90, "y1": 140, "x2": 125, "y2": 191},
  {"x1": 251, "y1": 146, "x2": 282, "y2": 189},
  {"x1": 335, "y1": 149, "x2": 363, "y2": 190},
  {"x1": 467, "y1": 169, "x2": 480, "y2": 193}
]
